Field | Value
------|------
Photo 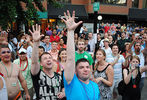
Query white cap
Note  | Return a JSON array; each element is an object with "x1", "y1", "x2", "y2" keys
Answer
[{"x1": 19, "y1": 48, "x2": 27, "y2": 54}]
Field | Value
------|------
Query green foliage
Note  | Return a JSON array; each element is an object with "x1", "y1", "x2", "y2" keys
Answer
[{"x1": 0, "y1": 0, "x2": 60, "y2": 30}]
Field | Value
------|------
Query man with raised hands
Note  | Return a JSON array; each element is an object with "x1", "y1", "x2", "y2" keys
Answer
[
  {"x1": 62, "y1": 10, "x2": 100, "y2": 100},
  {"x1": 30, "y1": 24, "x2": 65, "y2": 100}
]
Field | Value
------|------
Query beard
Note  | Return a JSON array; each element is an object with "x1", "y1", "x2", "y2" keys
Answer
[{"x1": 76, "y1": 73, "x2": 90, "y2": 81}]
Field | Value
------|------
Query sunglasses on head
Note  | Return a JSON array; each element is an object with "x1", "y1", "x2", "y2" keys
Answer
[{"x1": 1, "y1": 50, "x2": 11, "y2": 54}]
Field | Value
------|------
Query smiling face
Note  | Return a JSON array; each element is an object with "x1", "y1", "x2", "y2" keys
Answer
[
  {"x1": 112, "y1": 45, "x2": 119, "y2": 55},
  {"x1": 59, "y1": 50, "x2": 67, "y2": 62},
  {"x1": 40, "y1": 53, "x2": 53, "y2": 70},
  {"x1": 96, "y1": 50, "x2": 106, "y2": 62},
  {"x1": 0, "y1": 47, "x2": 11, "y2": 63},
  {"x1": 76, "y1": 61, "x2": 91, "y2": 82}
]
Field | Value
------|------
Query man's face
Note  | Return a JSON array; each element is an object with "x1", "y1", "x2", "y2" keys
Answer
[
  {"x1": 77, "y1": 41, "x2": 85, "y2": 52},
  {"x1": 135, "y1": 43, "x2": 141, "y2": 52},
  {"x1": 76, "y1": 62, "x2": 91, "y2": 81},
  {"x1": 0, "y1": 48, "x2": 11, "y2": 62},
  {"x1": 112, "y1": 46, "x2": 119, "y2": 54},
  {"x1": 19, "y1": 52, "x2": 27, "y2": 61},
  {"x1": 121, "y1": 32, "x2": 126, "y2": 38},
  {"x1": 40, "y1": 54, "x2": 53, "y2": 69},
  {"x1": 44, "y1": 36, "x2": 50, "y2": 44},
  {"x1": 51, "y1": 42, "x2": 58, "y2": 50},
  {"x1": 88, "y1": 33, "x2": 92, "y2": 38}
]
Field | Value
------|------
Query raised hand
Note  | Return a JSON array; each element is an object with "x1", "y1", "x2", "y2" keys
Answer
[
  {"x1": 29, "y1": 24, "x2": 44, "y2": 42},
  {"x1": 0, "y1": 31, "x2": 8, "y2": 45},
  {"x1": 62, "y1": 10, "x2": 82, "y2": 31}
]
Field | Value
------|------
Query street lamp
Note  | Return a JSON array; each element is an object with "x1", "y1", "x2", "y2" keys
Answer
[{"x1": 97, "y1": 15, "x2": 102, "y2": 29}]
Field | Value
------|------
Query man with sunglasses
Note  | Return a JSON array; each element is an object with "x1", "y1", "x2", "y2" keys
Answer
[{"x1": 0, "y1": 45, "x2": 30, "y2": 100}]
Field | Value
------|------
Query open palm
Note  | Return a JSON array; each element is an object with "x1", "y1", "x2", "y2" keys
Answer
[
  {"x1": 29, "y1": 24, "x2": 43, "y2": 42},
  {"x1": 62, "y1": 10, "x2": 82, "y2": 31}
]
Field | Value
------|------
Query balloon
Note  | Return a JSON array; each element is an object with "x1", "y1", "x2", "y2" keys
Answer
[{"x1": 46, "y1": 30, "x2": 52, "y2": 36}]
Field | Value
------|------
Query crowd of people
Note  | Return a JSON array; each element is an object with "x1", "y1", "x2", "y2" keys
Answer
[{"x1": 0, "y1": 10, "x2": 147, "y2": 100}]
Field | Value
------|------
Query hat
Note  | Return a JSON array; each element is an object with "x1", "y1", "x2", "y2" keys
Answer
[
  {"x1": 103, "y1": 38, "x2": 109, "y2": 42},
  {"x1": 19, "y1": 48, "x2": 27, "y2": 54}
]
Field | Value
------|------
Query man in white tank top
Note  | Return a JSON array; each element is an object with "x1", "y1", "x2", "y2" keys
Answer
[{"x1": 0, "y1": 74, "x2": 8, "y2": 100}]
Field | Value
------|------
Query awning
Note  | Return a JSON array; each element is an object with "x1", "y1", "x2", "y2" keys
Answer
[
  {"x1": 128, "y1": 8, "x2": 147, "y2": 21},
  {"x1": 37, "y1": 11, "x2": 48, "y2": 19},
  {"x1": 47, "y1": 4, "x2": 88, "y2": 19}
]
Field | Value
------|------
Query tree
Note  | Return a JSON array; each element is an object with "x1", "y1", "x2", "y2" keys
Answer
[{"x1": 0, "y1": 0, "x2": 61, "y2": 31}]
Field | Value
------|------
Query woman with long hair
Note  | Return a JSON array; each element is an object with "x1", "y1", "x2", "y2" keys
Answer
[
  {"x1": 94, "y1": 49, "x2": 114, "y2": 100},
  {"x1": 122, "y1": 56, "x2": 147, "y2": 100}
]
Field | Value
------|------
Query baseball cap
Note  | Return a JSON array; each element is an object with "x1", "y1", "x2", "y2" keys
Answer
[
  {"x1": 19, "y1": 48, "x2": 27, "y2": 54},
  {"x1": 103, "y1": 38, "x2": 109, "y2": 42}
]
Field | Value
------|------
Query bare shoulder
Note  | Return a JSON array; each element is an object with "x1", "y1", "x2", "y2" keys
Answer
[{"x1": 106, "y1": 64, "x2": 113, "y2": 73}]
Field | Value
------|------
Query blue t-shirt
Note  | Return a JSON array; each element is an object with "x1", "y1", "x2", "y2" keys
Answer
[{"x1": 64, "y1": 74, "x2": 100, "y2": 100}]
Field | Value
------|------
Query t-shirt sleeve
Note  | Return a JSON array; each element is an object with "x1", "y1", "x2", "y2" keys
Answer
[{"x1": 63, "y1": 73, "x2": 77, "y2": 96}]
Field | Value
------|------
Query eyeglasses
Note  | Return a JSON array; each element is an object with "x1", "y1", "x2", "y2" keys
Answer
[{"x1": 1, "y1": 51, "x2": 11, "y2": 54}]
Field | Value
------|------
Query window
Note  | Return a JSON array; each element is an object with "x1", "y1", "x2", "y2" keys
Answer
[
  {"x1": 132, "y1": 0, "x2": 139, "y2": 8},
  {"x1": 56, "y1": 0, "x2": 71, "y2": 3},
  {"x1": 93, "y1": 0, "x2": 127, "y2": 5}
]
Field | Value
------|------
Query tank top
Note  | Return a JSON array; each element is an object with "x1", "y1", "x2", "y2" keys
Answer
[
  {"x1": 94, "y1": 64, "x2": 112, "y2": 100},
  {"x1": 0, "y1": 75, "x2": 8, "y2": 100}
]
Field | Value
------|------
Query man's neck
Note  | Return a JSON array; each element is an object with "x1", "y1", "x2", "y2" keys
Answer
[
  {"x1": 135, "y1": 51, "x2": 140, "y2": 55},
  {"x1": 43, "y1": 68, "x2": 54, "y2": 77},
  {"x1": 105, "y1": 45, "x2": 109, "y2": 49},
  {"x1": 79, "y1": 78, "x2": 89, "y2": 84},
  {"x1": 77, "y1": 50, "x2": 84, "y2": 54},
  {"x1": 51, "y1": 49, "x2": 57, "y2": 53},
  {"x1": 112, "y1": 53, "x2": 117, "y2": 57},
  {"x1": 1, "y1": 61, "x2": 11, "y2": 66}
]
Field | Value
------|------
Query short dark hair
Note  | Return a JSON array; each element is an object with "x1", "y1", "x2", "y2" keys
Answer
[
  {"x1": 39, "y1": 52, "x2": 52, "y2": 62},
  {"x1": 39, "y1": 46, "x2": 45, "y2": 51},
  {"x1": 76, "y1": 58, "x2": 89, "y2": 67},
  {"x1": 112, "y1": 44, "x2": 119, "y2": 48}
]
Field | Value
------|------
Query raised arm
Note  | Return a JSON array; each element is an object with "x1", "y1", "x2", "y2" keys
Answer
[
  {"x1": 63, "y1": 11, "x2": 82, "y2": 84},
  {"x1": 29, "y1": 24, "x2": 44, "y2": 75}
]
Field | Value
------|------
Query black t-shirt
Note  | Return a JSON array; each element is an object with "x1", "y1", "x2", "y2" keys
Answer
[{"x1": 31, "y1": 70, "x2": 63, "y2": 100}]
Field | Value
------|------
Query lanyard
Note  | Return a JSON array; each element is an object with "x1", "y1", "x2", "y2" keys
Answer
[
  {"x1": 80, "y1": 81, "x2": 95, "y2": 100},
  {"x1": 19, "y1": 58, "x2": 29, "y2": 80},
  {"x1": 1, "y1": 61, "x2": 13, "y2": 78},
  {"x1": 19, "y1": 57, "x2": 28, "y2": 71}
]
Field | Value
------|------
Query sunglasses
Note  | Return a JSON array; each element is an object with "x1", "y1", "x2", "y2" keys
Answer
[{"x1": 1, "y1": 51, "x2": 11, "y2": 54}]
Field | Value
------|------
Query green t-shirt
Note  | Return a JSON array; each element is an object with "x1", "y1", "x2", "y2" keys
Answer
[
  {"x1": 38, "y1": 60, "x2": 43, "y2": 70},
  {"x1": 75, "y1": 51, "x2": 93, "y2": 65}
]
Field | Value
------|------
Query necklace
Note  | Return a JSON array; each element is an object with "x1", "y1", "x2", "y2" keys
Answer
[
  {"x1": 131, "y1": 74, "x2": 136, "y2": 88},
  {"x1": 79, "y1": 81, "x2": 95, "y2": 100},
  {"x1": 19, "y1": 57, "x2": 28, "y2": 71},
  {"x1": 1, "y1": 61, "x2": 13, "y2": 78}
]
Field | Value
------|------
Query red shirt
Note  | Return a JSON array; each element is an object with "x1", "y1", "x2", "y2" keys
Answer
[
  {"x1": 57, "y1": 44, "x2": 66, "y2": 50},
  {"x1": 104, "y1": 26, "x2": 110, "y2": 33},
  {"x1": 50, "y1": 35, "x2": 60, "y2": 42}
]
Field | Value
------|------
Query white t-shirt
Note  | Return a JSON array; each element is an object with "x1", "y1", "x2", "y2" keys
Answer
[{"x1": 106, "y1": 54, "x2": 125, "y2": 79}]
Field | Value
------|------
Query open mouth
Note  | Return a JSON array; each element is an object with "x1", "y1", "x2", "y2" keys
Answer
[{"x1": 47, "y1": 62, "x2": 51, "y2": 65}]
